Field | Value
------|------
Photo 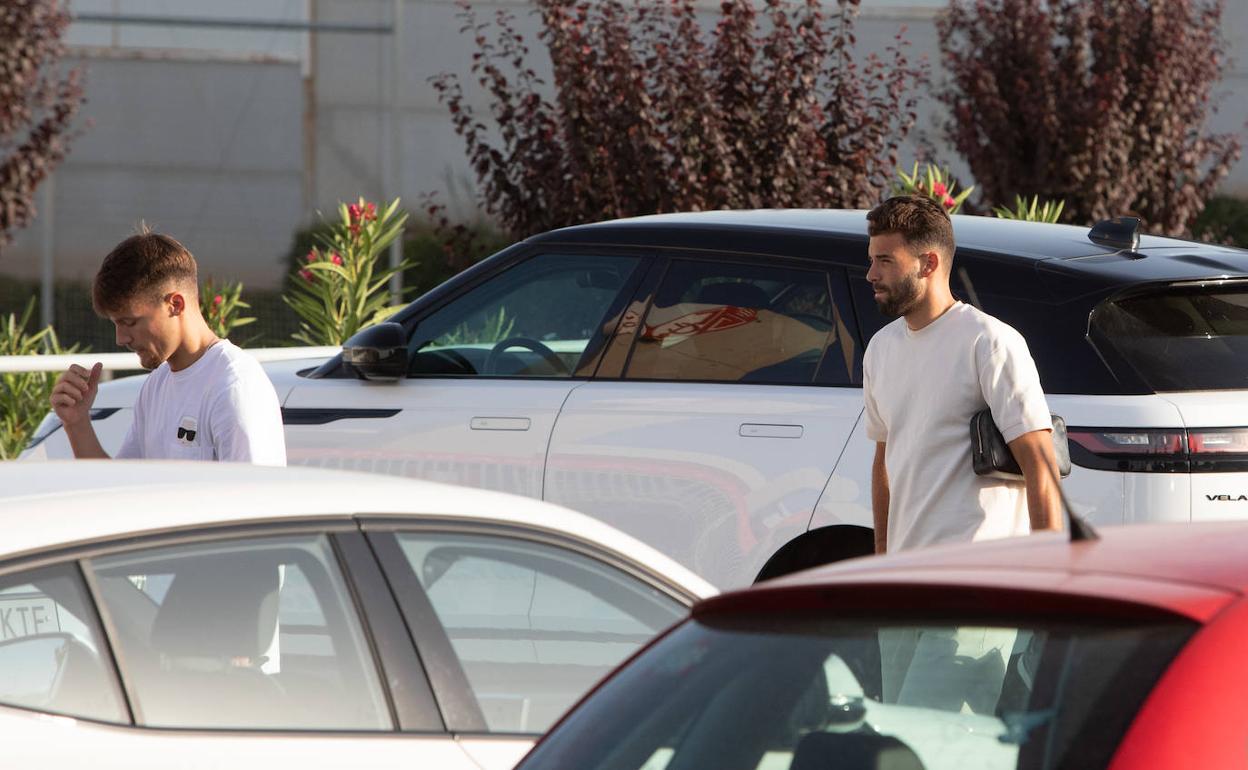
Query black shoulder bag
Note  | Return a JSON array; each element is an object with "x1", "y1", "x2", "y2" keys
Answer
[{"x1": 971, "y1": 410, "x2": 1071, "y2": 480}]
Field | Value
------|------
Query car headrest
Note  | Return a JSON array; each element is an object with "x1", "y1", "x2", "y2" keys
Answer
[
  {"x1": 149, "y1": 557, "x2": 280, "y2": 661},
  {"x1": 789, "y1": 731, "x2": 925, "y2": 770},
  {"x1": 694, "y1": 282, "x2": 770, "y2": 309}
]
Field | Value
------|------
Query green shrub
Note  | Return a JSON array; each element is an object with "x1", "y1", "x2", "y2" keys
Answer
[
  {"x1": 199, "y1": 279, "x2": 257, "y2": 342},
  {"x1": 284, "y1": 198, "x2": 417, "y2": 346},
  {"x1": 283, "y1": 210, "x2": 507, "y2": 308},
  {"x1": 992, "y1": 195, "x2": 1066, "y2": 223},
  {"x1": 1192, "y1": 196, "x2": 1248, "y2": 248},
  {"x1": 0, "y1": 299, "x2": 83, "y2": 460},
  {"x1": 893, "y1": 162, "x2": 975, "y2": 214}
]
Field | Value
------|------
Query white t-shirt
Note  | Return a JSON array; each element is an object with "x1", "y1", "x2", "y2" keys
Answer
[
  {"x1": 117, "y1": 340, "x2": 287, "y2": 465},
  {"x1": 863, "y1": 302, "x2": 1050, "y2": 552}
]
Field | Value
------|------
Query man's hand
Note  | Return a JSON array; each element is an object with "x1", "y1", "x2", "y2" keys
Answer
[
  {"x1": 50, "y1": 363, "x2": 102, "y2": 427},
  {"x1": 1008, "y1": 429, "x2": 1063, "y2": 532}
]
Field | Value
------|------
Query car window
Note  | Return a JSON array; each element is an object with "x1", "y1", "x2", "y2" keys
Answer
[
  {"x1": 395, "y1": 532, "x2": 686, "y2": 735},
  {"x1": 847, "y1": 267, "x2": 890, "y2": 343},
  {"x1": 1090, "y1": 283, "x2": 1248, "y2": 391},
  {"x1": 623, "y1": 260, "x2": 844, "y2": 385},
  {"x1": 407, "y1": 253, "x2": 643, "y2": 378},
  {"x1": 0, "y1": 564, "x2": 127, "y2": 723},
  {"x1": 90, "y1": 534, "x2": 391, "y2": 730},
  {"x1": 520, "y1": 615, "x2": 1193, "y2": 770}
]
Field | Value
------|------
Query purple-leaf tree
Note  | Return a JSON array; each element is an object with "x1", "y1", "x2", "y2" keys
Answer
[
  {"x1": 0, "y1": 0, "x2": 84, "y2": 253},
  {"x1": 433, "y1": 0, "x2": 927, "y2": 238},
  {"x1": 939, "y1": 0, "x2": 1242, "y2": 235}
]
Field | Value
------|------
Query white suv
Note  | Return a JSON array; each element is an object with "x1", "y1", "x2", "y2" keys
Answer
[{"x1": 24, "y1": 210, "x2": 1248, "y2": 588}]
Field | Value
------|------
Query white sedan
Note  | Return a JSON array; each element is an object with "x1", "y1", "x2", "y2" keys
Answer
[{"x1": 0, "y1": 461, "x2": 714, "y2": 769}]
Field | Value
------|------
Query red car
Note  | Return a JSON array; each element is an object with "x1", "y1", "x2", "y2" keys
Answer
[{"x1": 515, "y1": 523, "x2": 1248, "y2": 770}]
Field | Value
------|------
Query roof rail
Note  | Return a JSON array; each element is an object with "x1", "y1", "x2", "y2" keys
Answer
[{"x1": 1089, "y1": 216, "x2": 1142, "y2": 253}]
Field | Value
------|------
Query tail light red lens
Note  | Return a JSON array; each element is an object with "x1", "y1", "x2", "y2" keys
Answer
[{"x1": 1187, "y1": 428, "x2": 1248, "y2": 454}]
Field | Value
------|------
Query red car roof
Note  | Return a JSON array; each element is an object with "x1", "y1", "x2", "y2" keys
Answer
[{"x1": 699, "y1": 523, "x2": 1248, "y2": 623}]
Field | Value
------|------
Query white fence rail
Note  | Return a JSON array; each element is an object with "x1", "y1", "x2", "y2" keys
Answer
[{"x1": 0, "y1": 346, "x2": 340, "y2": 374}]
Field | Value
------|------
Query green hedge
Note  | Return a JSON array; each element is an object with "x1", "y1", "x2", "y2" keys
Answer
[{"x1": 1192, "y1": 195, "x2": 1248, "y2": 248}]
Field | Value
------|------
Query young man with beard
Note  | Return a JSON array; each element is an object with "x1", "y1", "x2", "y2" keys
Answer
[
  {"x1": 862, "y1": 195, "x2": 1061, "y2": 710},
  {"x1": 49, "y1": 230, "x2": 286, "y2": 464}
]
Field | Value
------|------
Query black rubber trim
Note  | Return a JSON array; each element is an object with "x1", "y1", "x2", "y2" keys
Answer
[
  {"x1": 331, "y1": 532, "x2": 445, "y2": 732},
  {"x1": 366, "y1": 531, "x2": 489, "y2": 732},
  {"x1": 1067, "y1": 442, "x2": 1189, "y2": 473},
  {"x1": 282, "y1": 408, "x2": 400, "y2": 425}
]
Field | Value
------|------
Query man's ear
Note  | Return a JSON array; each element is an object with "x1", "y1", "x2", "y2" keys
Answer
[
  {"x1": 168, "y1": 292, "x2": 186, "y2": 316},
  {"x1": 919, "y1": 250, "x2": 940, "y2": 277}
]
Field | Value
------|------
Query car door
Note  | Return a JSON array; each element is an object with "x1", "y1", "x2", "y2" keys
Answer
[
  {"x1": 0, "y1": 526, "x2": 485, "y2": 770},
  {"x1": 361, "y1": 520, "x2": 693, "y2": 767},
  {"x1": 544, "y1": 254, "x2": 866, "y2": 588},
  {"x1": 282, "y1": 251, "x2": 648, "y2": 498}
]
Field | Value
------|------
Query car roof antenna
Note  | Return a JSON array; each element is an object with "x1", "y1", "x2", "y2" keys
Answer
[{"x1": 1088, "y1": 217, "x2": 1142, "y2": 253}]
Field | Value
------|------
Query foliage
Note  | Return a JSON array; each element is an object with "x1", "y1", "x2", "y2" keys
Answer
[
  {"x1": 0, "y1": 298, "x2": 81, "y2": 459},
  {"x1": 0, "y1": 0, "x2": 85, "y2": 252},
  {"x1": 284, "y1": 198, "x2": 416, "y2": 346},
  {"x1": 893, "y1": 162, "x2": 974, "y2": 214},
  {"x1": 283, "y1": 206, "x2": 506, "y2": 306},
  {"x1": 440, "y1": 307, "x2": 515, "y2": 346},
  {"x1": 938, "y1": 0, "x2": 1242, "y2": 236},
  {"x1": 199, "y1": 279, "x2": 256, "y2": 341},
  {"x1": 433, "y1": 0, "x2": 927, "y2": 238},
  {"x1": 1192, "y1": 195, "x2": 1248, "y2": 248},
  {"x1": 992, "y1": 194, "x2": 1066, "y2": 223}
]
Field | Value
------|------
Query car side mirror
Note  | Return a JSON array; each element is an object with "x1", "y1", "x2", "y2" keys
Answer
[{"x1": 342, "y1": 322, "x2": 408, "y2": 381}]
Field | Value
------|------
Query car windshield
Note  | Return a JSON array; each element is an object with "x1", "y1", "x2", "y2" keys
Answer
[
  {"x1": 1090, "y1": 282, "x2": 1248, "y2": 391},
  {"x1": 520, "y1": 613, "x2": 1193, "y2": 770}
]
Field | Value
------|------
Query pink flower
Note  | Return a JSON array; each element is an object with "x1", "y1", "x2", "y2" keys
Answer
[
  {"x1": 213, "y1": 294, "x2": 223, "y2": 307},
  {"x1": 299, "y1": 268, "x2": 315, "y2": 283},
  {"x1": 331, "y1": 253, "x2": 343, "y2": 265},
  {"x1": 942, "y1": 195, "x2": 956, "y2": 209},
  {"x1": 931, "y1": 181, "x2": 948, "y2": 197},
  {"x1": 306, "y1": 249, "x2": 318, "y2": 263}
]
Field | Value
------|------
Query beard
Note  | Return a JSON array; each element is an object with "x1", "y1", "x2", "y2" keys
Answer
[{"x1": 873, "y1": 271, "x2": 923, "y2": 318}]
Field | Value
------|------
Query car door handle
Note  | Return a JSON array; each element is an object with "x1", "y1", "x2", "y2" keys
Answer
[
  {"x1": 739, "y1": 423, "x2": 803, "y2": 439},
  {"x1": 470, "y1": 417, "x2": 532, "y2": 431}
]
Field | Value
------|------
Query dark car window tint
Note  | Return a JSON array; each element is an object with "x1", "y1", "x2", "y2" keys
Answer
[
  {"x1": 396, "y1": 532, "x2": 685, "y2": 735},
  {"x1": 90, "y1": 535, "x2": 391, "y2": 730},
  {"x1": 408, "y1": 254, "x2": 642, "y2": 378},
  {"x1": 1091, "y1": 283, "x2": 1248, "y2": 391},
  {"x1": 0, "y1": 564, "x2": 126, "y2": 723},
  {"x1": 847, "y1": 267, "x2": 891, "y2": 345},
  {"x1": 624, "y1": 260, "x2": 841, "y2": 385},
  {"x1": 519, "y1": 615, "x2": 1192, "y2": 770}
]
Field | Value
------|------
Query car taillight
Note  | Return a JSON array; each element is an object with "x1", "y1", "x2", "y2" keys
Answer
[
  {"x1": 1068, "y1": 427, "x2": 1248, "y2": 473},
  {"x1": 1187, "y1": 428, "x2": 1248, "y2": 472}
]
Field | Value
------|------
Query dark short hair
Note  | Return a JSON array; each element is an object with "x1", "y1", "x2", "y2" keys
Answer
[
  {"x1": 866, "y1": 195, "x2": 956, "y2": 263},
  {"x1": 92, "y1": 230, "x2": 198, "y2": 315}
]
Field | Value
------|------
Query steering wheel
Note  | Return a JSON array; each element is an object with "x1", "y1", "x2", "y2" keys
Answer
[{"x1": 484, "y1": 337, "x2": 570, "y2": 376}]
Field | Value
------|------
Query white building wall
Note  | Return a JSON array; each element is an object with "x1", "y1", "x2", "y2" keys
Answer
[{"x1": 3, "y1": 49, "x2": 304, "y2": 289}]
